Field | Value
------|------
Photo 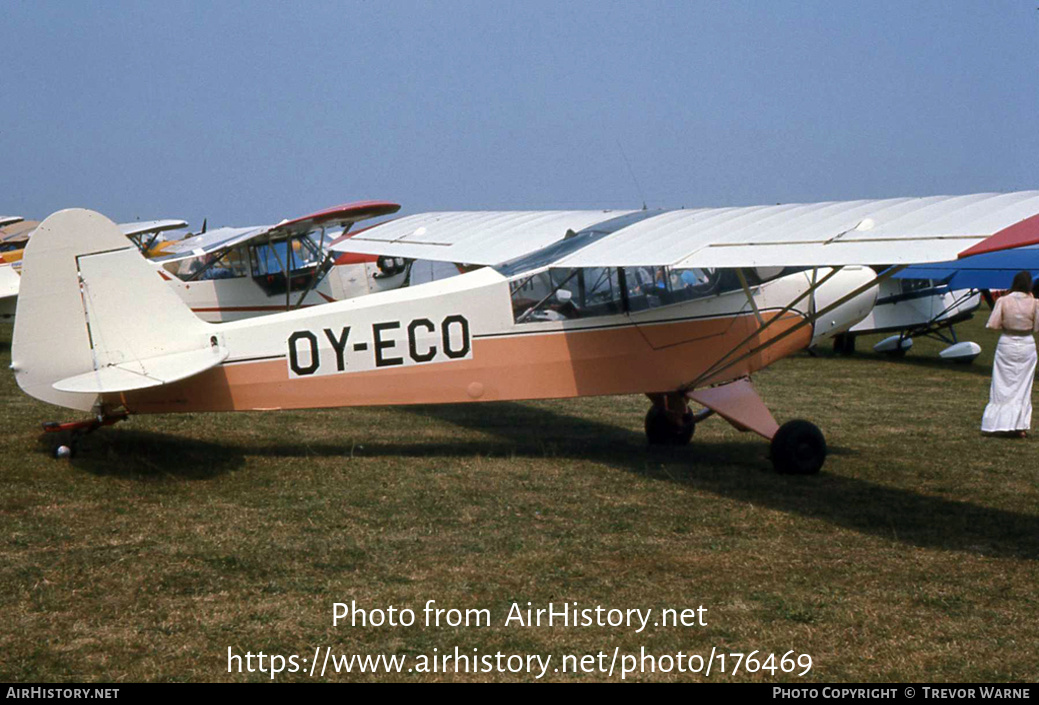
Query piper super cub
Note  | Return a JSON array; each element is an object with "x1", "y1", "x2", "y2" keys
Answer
[{"x1": 11, "y1": 191, "x2": 1039, "y2": 472}]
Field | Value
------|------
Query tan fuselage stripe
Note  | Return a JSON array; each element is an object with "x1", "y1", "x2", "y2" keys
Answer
[{"x1": 113, "y1": 312, "x2": 812, "y2": 414}]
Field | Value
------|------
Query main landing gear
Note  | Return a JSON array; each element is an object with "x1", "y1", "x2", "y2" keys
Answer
[
  {"x1": 644, "y1": 379, "x2": 827, "y2": 475},
  {"x1": 43, "y1": 412, "x2": 127, "y2": 459},
  {"x1": 832, "y1": 333, "x2": 856, "y2": 356},
  {"x1": 644, "y1": 404, "x2": 695, "y2": 446}
]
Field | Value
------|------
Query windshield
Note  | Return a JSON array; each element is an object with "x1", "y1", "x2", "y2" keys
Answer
[{"x1": 494, "y1": 210, "x2": 664, "y2": 277}]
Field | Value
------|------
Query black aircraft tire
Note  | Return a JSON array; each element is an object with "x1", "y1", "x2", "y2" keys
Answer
[
  {"x1": 770, "y1": 420, "x2": 827, "y2": 475},
  {"x1": 645, "y1": 406, "x2": 695, "y2": 446},
  {"x1": 833, "y1": 334, "x2": 856, "y2": 356}
]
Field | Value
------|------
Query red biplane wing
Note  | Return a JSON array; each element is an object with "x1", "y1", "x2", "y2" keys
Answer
[{"x1": 273, "y1": 200, "x2": 401, "y2": 236}]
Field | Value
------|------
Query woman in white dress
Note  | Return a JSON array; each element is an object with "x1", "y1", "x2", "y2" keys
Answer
[{"x1": 982, "y1": 271, "x2": 1039, "y2": 437}]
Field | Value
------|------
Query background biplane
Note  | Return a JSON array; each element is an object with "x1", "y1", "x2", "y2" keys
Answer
[{"x1": 12, "y1": 192, "x2": 1039, "y2": 473}]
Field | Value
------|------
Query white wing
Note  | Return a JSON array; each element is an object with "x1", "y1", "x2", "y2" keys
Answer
[
  {"x1": 334, "y1": 210, "x2": 635, "y2": 265},
  {"x1": 149, "y1": 226, "x2": 270, "y2": 263},
  {"x1": 551, "y1": 192, "x2": 1039, "y2": 268},
  {"x1": 118, "y1": 219, "x2": 189, "y2": 239}
]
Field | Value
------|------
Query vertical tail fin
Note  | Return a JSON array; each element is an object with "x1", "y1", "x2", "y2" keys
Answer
[{"x1": 12, "y1": 209, "x2": 226, "y2": 412}]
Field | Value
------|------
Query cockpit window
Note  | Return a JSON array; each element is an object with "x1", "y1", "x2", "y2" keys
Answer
[{"x1": 511, "y1": 265, "x2": 746, "y2": 323}]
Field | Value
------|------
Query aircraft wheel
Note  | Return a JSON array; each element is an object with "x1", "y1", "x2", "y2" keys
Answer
[
  {"x1": 770, "y1": 420, "x2": 826, "y2": 475},
  {"x1": 645, "y1": 406, "x2": 695, "y2": 446},
  {"x1": 833, "y1": 333, "x2": 856, "y2": 355}
]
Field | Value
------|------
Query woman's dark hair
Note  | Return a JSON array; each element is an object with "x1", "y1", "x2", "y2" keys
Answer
[{"x1": 1010, "y1": 270, "x2": 1033, "y2": 294}]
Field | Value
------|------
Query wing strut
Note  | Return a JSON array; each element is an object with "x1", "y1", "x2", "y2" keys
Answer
[
  {"x1": 684, "y1": 265, "x2": 905, "y2": 390},
  {"x1": 901, "y1": 286, "x2": 981, "y2": 345},
  {"x1": 683, "y1": 266, "x2": 846, "y2": 390},
  {"x1": 735, "y1": 268, "x2": 765, "y2": 326},
  {"x1": 293, "y1": 227, "x2": 333, "y2": 309}
]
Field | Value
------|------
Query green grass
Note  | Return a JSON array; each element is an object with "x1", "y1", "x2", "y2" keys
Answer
[{"x1": 1, "y1": 316, "x2": 1037, "y2": 682}]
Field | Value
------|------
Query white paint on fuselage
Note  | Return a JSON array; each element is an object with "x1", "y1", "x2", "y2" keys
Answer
[
  {"x1": 205, "y1": 266, "x2": 877, "y2": 381},
  {"x1": 850, "y1": 279, "x2": 979, "y2": 335}
]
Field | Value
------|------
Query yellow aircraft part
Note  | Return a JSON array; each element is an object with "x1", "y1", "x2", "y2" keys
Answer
[
  {"x1": 143, "y1": 240, "x2": 175, "y2": 258},
  {"x1": 1, "y1": 249, "x2": 24, "y2": 265}
]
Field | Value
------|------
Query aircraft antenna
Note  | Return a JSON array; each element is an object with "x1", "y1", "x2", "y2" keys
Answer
[{"x1": 616, "y1": 139, "x2": 647, "y2": 210}]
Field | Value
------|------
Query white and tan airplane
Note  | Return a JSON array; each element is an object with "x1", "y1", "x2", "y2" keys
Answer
[{"x1": 11, "y1": 192, "x2": 1039, "y2": 472}]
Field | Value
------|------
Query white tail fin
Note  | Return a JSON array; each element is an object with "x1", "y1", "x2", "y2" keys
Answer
[{"x1": 11, "y1": 209, "x2": 226, "y2": 412}]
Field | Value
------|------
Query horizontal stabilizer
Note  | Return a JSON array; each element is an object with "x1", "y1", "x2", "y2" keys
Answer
[{"x1": 53, "y1": 346, "x2": 228, "y2": 393}]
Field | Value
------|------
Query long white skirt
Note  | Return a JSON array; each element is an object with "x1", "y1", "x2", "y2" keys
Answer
[{"x1": 981, "y1": 334, "x2": 1036, "y2": 432}]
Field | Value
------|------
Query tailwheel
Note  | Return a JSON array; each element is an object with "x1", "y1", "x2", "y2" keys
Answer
[
  {"x1": 645, "y1": 405, "x2": 695, "y2": 446},
  {"x1": 42, "y1": 412, "x2": 127, "y2": 461},
  {"x1": 770, "y1": 420, "x2": 827, "y2": 475},
  {"x1": 52, "y1": 440, "x2": 75, "y2": 460}
]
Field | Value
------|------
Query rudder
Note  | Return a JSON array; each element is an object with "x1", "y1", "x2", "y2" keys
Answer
[{"x1": 12, "y1": 209, "x2": 224, "y2": 412}]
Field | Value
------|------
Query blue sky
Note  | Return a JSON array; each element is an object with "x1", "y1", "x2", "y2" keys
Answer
[{"x1": 2, "y1": 0, "x2": 1037, "y2": 228}]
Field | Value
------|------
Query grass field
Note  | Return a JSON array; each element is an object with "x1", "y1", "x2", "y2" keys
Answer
[{"x1": 1, "y1": 315, "x2": 1037, "y2": 682}]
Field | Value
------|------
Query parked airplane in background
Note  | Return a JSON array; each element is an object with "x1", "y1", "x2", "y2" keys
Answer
[
  {"x1": 13, "y1": 191, "x2": 1039, "y2": 473},
  {"x1": 0, "y1": 218, "x2": 187, "y2": 321},
  {"x1": 149, "y1": 201, "x2": 409, "y2": 322},
  {"x1": 1, "y1": 202, "x2": 413, "y2": 324},
  {"x1": 834, "y1": 247, "x2": 1039, "y2": 363},
  {"x1": 2, "y1": 218, "x2": 36, "y2": 319},
  {"x1": 0, "y1": 218, "x2": 25, "y2": 320},
  {"x1": 832, "y1": 276, "x2": 983, "y2": 362}
]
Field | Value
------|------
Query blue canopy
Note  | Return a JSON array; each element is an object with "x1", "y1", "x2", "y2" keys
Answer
[{"x1": 896, "y1": 246, "x2": 1039, "y2": 290}]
